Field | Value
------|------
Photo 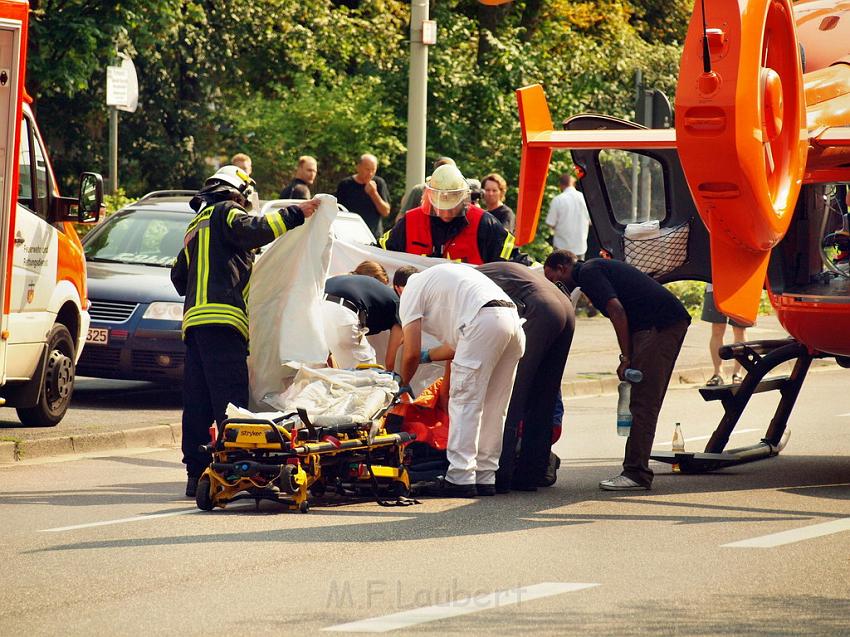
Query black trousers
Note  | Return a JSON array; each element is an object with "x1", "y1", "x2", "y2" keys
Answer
[
  {"x1": 496, "y1": 290, "x2": 575, "y2": 488},
  {"x1": 182, "y1": 325, "x2": 249, "y2": 477}
]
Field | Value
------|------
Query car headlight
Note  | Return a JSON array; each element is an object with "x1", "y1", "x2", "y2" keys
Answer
[{"x1": 142, "y1": 302, "x2": 184, "y2": 321}]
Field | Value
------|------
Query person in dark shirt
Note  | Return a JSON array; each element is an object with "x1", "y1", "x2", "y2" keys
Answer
[
  {"x1": 478, "y1": 261, "x2": 574, "y2": 492},
  {"x1": 481, "y1": 173, "x2": 515, "y2": 232},
  {"x1": 335, "y1": 154, "x2": 391, "y2": 238},
  {"x1": 379, "y1": 164, "x2": 516, "y2": 264},
  {"x1": 544, "y1": 250, "x2": 690, "y2": 491},
  {"x1": 279, "y1": 155, "x2": 318, "y2": 199},
  {"x1": 322, "y1": 270, "x2": 402, "y2": 369}
]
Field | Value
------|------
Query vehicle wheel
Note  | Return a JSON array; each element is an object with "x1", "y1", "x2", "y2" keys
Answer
[
  {"x1": 196, "y1": 475, "x2": 214, "y2": 511},
  {"x1": 16, "y1": 324, "x2": 76, "y2": 427}
]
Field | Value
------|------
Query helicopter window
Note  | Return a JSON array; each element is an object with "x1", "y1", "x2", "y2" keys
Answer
[{"x1": 598, "y1": 150, "x2": 667, "y2": 226}]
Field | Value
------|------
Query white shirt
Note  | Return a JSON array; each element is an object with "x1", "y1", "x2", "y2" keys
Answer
[
  {"x1": 399, "y1": 263, "x2": 511, "y2": 349},
  {"x1": 545, "y1": 186, "x2": 591, "y2": 255}
]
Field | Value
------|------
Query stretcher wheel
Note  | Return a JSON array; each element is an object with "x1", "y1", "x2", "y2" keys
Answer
[
  {"x1": 299, "y1": 501, "x2": 310, "y2": 514},
  {"x1": 196, "y1": 475, "x2": 214, "y2": 511}
]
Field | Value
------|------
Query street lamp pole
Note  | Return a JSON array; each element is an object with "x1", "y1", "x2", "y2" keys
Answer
[{"x1": 405, "y1": 0, "x2": 429, "y2": 195}]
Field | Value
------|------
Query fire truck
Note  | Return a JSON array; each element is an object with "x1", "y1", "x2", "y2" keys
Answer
[{"x1": 0, "y1": 0, "x2": 102, "y2": 426}]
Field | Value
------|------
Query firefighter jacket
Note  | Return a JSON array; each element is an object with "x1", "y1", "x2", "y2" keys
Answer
[
  {"x1": 171, "y1": 199, "x2": 305, "y2": 340},
  {"x1": 379, "y1": 204, "x2": 515, "y2": 264}
]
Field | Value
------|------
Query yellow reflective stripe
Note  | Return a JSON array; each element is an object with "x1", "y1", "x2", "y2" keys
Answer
[
  {"x1": 267, "y1": 212, "x2": 287, "y2": 238},
  {"x1": 378, "y1": 231, "x2": 390, "y2": 249},
  {"x1": 182, "y1": 316, "x2": 248, "y2": 341},
  {"x1": 500, "y1": 232, "x2": 516, "y2": 260},
  {"x1": 187, "y1": 206, "x2": 214, "y2": 233},
  {"x1": 197, "y1": 226, "x2": 210, "y2": 305},
  {"x1": 242, "y1": 282, "x2": 250, "y2": 307},
  {"x1": 227, "y1": 209, "x2": 240, "y2": 226},
  {"x1": 183, "y1": 304, "x2": 249, "y2": 339}
]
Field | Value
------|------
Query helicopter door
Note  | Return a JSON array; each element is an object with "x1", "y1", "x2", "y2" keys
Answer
[{"x1": 564, "y1": 114, "x2": 711, "y2": 284}]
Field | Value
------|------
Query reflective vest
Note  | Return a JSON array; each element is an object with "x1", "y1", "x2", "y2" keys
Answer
[{"x1": 404, "y1": 205, "x2": 486, "y2": 264}]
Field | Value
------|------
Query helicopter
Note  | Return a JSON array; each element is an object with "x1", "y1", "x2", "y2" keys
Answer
[{"x1": 513, "y1": 0, "x2": 850, "y2": 473}]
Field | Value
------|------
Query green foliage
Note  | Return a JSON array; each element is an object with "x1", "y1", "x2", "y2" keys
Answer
[
  {"x1": 30, "y1": 0, "x2": 688, "y2": 221},
  {"x1": 666, "y1": 280, "x2": 775, "y2": 319}
]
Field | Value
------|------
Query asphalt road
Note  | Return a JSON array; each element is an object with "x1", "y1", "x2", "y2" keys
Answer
[
  {"x1": 0, "y1": 377, "x2": 183, "y2": 439},
  {"x1": 1, "y1": 368, "x2": 849, "y2": 636}
]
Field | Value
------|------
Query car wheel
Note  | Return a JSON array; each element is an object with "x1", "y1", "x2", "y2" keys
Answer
[{"x1": 16, "y1": 324, "x2": 76, "y2": 427}]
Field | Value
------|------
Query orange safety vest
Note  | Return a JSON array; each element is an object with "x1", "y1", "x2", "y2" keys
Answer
[{"x1": 404, "y1": 205, "x2": 485, "y2": 264}]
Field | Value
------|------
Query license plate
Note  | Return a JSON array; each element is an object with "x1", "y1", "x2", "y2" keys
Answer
[{"x1": 86, "y1": 327, "x2": 109, "y2": 345}]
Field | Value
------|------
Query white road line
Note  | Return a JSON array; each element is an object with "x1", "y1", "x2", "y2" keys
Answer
[
  {"x1": 652, "y1": 428, "x2": 760, "y2": 450},
  {"x1": 322, "y1": 582, "x2": 598, "y2": 633},
  {"x1": 721, "y1": 518, "x2": 850, "y2": 548},
  {"x1": 39, "y1": 508, "x2": 199, "y2": 532},
  {"x1": 837, "y1": 412, "x2": 850, "y2": 417}
]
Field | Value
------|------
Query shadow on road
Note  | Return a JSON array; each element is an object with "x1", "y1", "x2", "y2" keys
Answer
[{"x1": 17, "y1": 454, "x2": 850, "y2": 553}]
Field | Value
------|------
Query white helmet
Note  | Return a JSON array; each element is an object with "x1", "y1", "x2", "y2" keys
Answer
[
  {"x1": 425, "y1": 164, "x2": 470, "y2": 213},
  {"x1": 205, "y1": 165, "x2": 256, "y2": 197}
]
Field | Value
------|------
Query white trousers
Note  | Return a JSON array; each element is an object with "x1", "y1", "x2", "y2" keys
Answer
[
  {"x1": 447, "y1": 307, "x2": 525, "y2": 485},
  {"x1": 321, "y1": 301, "x2": 377, "y2": 369}
]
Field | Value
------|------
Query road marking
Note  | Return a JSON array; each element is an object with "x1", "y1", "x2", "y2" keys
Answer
[
  {"x1": 837, "y1": 412, "x2": 850, "y2": 417},
  {"x1": 39, "y1": 508, "x2": 199, "y2": 532},
  {"x1": 652, "y1": 428, "x2": 759, "y2": 450},
  {"x1": 322, "y1": 582, "x2": 598, "y2": 633},
  {"x1": 722, "y1": 518, "x2": 850, "y2": 548}
]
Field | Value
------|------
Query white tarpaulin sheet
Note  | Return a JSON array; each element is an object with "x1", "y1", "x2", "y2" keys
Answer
[
  {"x1": 248, "y1": 195, "x2": 337, "y2": 405},
  {"x1": 247, "y1": 205, "x2": 498, "y2": 408}
]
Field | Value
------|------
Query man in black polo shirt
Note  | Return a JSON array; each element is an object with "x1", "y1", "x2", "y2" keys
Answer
[
  {"x1": 323, "y1": 271, "x2": 402, "y2": 370},
  {"x1": 335, "y1": 154, "x2": 391, "y2": 238},
  {"x1": 544, "y1": 250, "x2": 690, "y2": 491}
]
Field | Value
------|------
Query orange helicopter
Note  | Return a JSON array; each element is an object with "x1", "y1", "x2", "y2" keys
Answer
[{"x1": 514, "y1": 0, "x2": 850, "y2": 472}]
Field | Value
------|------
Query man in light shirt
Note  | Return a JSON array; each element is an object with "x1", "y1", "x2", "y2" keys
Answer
[
  {"x1": 546, "y1": 174, "x2": 591, "y2": 258},
  {"x1": 394, "y1": 263, "x2": 525, "y2": 497}
]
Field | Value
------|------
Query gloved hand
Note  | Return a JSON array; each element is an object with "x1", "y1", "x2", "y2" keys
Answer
[
  {"x1": 419, "y1": 349, "x2": 432, "y2": 364},
  {"x1": 399, "y1": 384, "x2": 415, "y2": 399}
]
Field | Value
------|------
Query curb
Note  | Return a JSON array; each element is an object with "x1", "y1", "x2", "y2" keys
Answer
[
  {"x1": 0, "y1": 360, "x2": 839, "y2": 464},
  {"x1": 1, "y1": 424, "x2": 178, "y2": 464}
]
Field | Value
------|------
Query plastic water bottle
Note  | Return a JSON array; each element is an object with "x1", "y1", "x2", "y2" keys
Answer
[
  {"x1": 616, "y1": 368, "x2": 643, "y2": 437},
  {"x1": 672, "y1": 422, "x2": 685, "y2": 453}
]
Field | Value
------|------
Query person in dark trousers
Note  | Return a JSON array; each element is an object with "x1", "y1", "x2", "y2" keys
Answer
[
  {"x1": 478, "y1": 262, "x2": 575, "y2": 492},
  {"x1": 544, "y1": 250, "x2": 690, "y2": 491},
  {"x1": 380, "y1": 163, "x2": 515, "y2": 265},
  {"x1": 335, "y1": 153, "x2": 391, "y2": 238},
  {"x1": 323, "y1": 270, "x2": 403, "y2": 370},
  {"x1": 171, "y1": 165, "x2": 318, "y2": 497}
]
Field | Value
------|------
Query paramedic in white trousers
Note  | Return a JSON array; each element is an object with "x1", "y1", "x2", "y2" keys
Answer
[{"x1": 394, "y1": 263, "x2": 525, "y2": 497}]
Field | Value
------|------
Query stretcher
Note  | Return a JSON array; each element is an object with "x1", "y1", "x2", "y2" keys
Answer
[{"x1": 195, "y1": 372, "x2": 416, "y2": 513}]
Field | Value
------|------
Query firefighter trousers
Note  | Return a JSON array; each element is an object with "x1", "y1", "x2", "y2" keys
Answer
[{"x1": 181, "y1": 325, "x2": 249, "y2": 477}]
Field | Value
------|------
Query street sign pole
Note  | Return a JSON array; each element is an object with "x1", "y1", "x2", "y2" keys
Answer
[
  {"x1": 405, "y1": 0, "x2": 430, "y2": 195},
  {"x1": 109, "y1": 106, "x2": 118, "y2": 195}
]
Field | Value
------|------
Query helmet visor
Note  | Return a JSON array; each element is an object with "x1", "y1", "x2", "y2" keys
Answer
[{"x1": 425, "y1": 185, "x2": 469, "y2": 212}]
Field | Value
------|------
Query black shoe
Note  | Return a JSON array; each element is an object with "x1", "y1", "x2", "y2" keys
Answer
[
  {"x1": 476, "y1": 484, "x2": 496, "y2": 496},
  {"x1": 495, "y1": 483, "x2": 511, "y2": 494},
  {"x1": 185, "y1": 475, "x2": 199, "y2": 498},
  {"x1": 428, "y1": 477, "x2": 477, "y2": 498}
]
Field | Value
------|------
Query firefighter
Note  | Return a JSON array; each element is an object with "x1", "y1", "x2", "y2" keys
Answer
[
  {"x1": 171, "y1": 165, "x2": 319, "y2": 497},
  {"x1": 379, "y1": 164, "x2": 515, "y2": 265}
]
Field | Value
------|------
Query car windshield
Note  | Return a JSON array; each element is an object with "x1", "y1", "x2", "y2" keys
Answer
[{"x1": 84, "y1": 209, "x2": 189, "y2": 267}]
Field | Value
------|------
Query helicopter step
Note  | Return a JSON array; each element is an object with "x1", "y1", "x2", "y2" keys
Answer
[{"x1": 651, "y1": 338, "x2": 819, "y2": 474}]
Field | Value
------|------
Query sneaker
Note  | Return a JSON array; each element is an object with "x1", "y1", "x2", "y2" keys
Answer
[
  {"x1": 599, "y1": 475, "x2": 649, "y2": 491},
  {"x1": 185, "y1": 475, "x2": 200, "y2": 498},
  {"x1": 427, "y1": 477, "x2": 477, "y2": 498},
  {"x1": 476, "y1": 484, "x2": 496, "y2": 496}
]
